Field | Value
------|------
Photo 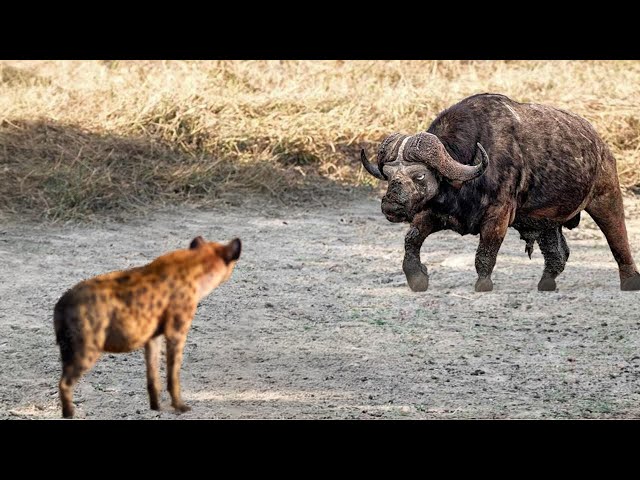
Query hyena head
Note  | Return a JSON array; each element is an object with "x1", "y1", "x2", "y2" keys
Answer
[{"x1": 188, "y1": 236, "x2": 242, "y2": 299}]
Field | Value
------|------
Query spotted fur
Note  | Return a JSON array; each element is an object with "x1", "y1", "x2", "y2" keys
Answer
[{"x1": 53, "y1": 236, "x2": 241, "y2": 418}]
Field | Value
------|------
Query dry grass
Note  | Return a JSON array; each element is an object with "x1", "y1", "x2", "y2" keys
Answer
[{"x1": 1, "y1": 60, "x2": 640, "y2": 221}]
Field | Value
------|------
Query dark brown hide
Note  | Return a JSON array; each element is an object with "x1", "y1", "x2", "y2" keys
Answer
[{"x1": 363, "y1": 93, "x2": 640, "y2": 292}]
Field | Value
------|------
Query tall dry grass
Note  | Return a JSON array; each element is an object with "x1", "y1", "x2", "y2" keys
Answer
[{"x1": 1, "y1": 60, "x2": 639, "y2": 221}]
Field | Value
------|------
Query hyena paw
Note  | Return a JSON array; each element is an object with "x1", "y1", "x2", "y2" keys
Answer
[
  {"x1": 173, "y1": 403, "x2": 192, "y2": 413},
  {"x1": 475, "y1": 278, "x2": 493, "y2": 292}
]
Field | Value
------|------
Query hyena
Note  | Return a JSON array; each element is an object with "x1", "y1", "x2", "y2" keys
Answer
[{"x1": 53, "y1": 236, "x2": 241, "y2": 418}]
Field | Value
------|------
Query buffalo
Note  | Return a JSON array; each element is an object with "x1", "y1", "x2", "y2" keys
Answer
[{"x1": 361, "y1": 93, "x2": 640, "y2": 292}]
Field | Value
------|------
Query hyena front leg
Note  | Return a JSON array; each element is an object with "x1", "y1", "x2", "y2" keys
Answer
[
  {"x1": 166, "y1": 334, "x2": 190, "y2": 413},
  {"x1": 164, "y1": 306, "x2": 196, "y2": 413},
  {"x1": 145, "y1": 336, "x2": 162, "y2": 410}
]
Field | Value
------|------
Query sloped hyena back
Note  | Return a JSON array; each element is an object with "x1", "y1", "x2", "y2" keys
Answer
[{"x1": 53, "y1": 236, "x2": 241, "y2": 418}]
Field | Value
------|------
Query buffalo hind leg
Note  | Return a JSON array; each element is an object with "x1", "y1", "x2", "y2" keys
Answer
[
  {"x1": 537, "y1": 227, "x2": 568, "y2": 291},
  {"x1": 559, "y1": 228, "x2": 570, "y2": 263},
  {"x1": 475, "y1": 207, "x2": 511, "y2": 292},
  {"x1": 403, "y1": 212, "x2": 435, "y2": 292},
  {"x1": 586, "y1": 192, "x2": 640, "y2": 291}
]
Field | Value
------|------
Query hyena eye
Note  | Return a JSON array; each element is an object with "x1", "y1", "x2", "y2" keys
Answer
[{"x1": 416, "y1": 174, "x2": 425, "y2": 181}]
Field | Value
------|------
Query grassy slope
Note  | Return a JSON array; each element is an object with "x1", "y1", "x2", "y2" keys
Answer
[{"x1": 1, "y1": 60, "x2": 639, "y2": 221}]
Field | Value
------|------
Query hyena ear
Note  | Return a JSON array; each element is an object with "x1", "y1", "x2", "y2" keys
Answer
[
  {"x1": 222, "y1": 238, "x2": 242, "y2": 264},
  {"x1": 190, "y1": 236, "x2": 206, "y2": 249}
]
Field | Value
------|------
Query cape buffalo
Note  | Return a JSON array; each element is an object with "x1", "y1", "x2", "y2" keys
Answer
[{"x1": 361, "y1": 93, "x2": 640, "y2": 292}]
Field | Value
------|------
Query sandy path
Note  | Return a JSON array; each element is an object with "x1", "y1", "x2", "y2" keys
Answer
[{"x1": 2, "y1": 195, "x2": 640, "y2": 419}]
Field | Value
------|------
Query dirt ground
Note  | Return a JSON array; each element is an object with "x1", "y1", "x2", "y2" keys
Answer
[{"x1": 2, "y1": 193, "x2": 640, "y2": 419}]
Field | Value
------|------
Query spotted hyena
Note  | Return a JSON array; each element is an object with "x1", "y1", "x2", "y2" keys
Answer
[{"x1": 53, "y1": 236, "x2": 241, "y2": 418}]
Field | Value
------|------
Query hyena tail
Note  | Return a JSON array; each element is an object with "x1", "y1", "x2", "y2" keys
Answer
[{"x1": 54, "y1": 301, "x2": 74, "y2": 365}]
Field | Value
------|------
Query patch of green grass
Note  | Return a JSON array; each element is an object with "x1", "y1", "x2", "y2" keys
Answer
[{"x1": 585, "y1": 401, "x2": 614, "y2": 415}]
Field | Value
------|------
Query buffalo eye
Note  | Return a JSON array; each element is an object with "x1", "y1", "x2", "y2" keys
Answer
[{"x1": 416, "y1": 174, "x2": 425, "y2": 181}]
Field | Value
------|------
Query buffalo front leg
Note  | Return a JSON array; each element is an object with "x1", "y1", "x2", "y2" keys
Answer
[
  {"x1": 475, "y1": 207, "x2": 511, "y2": 292},
  {"x1": 403, "y1": 213, "x2": 434, "y2": 292}
]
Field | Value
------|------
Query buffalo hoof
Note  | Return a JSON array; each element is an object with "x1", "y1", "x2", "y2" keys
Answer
[
  {"x1": 621, "y1": 274, "x2": 640, "y2": 291},
  {"x1": 538, "y1": 278, "x2": 557, "y2": 292},
  {"x1": 406, "y1": 273, "x2": 429, "y2": 292},
  {"x1": 475, "y1": 278, "x2": 493, "y2": 292},
  {"x1": 404, "y1": 261, "x2": 429, "y2": 292}
]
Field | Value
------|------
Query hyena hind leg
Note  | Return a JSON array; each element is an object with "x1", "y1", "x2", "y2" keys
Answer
[
  {"x1": 59, "y1": 350, "x2": 100, "y2": 419},
  {"x1": 56, "y1": 321, "x2": 100, "y2": 419}
]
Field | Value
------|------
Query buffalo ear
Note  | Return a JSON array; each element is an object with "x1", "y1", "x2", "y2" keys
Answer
[{"x1": 190, "y1": 236, "x2": 206, "y2": 249}]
